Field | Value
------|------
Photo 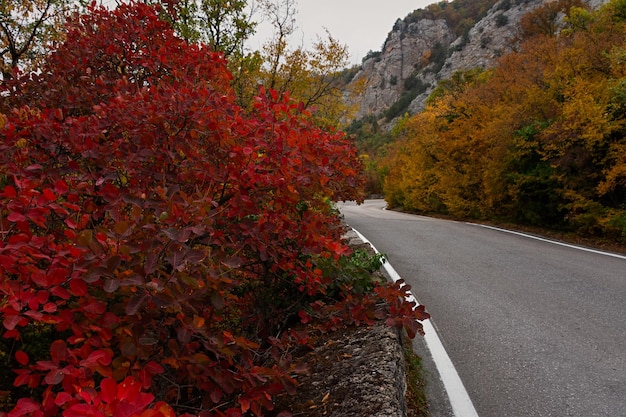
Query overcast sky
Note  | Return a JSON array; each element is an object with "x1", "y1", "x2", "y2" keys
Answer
[{"x1": 248, "y1": 0, "x2": 437, "y2": 64}]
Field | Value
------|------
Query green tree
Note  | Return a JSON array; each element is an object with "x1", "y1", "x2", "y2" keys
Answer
[
  {"x1": 163, "y1": 0, "x2": 256, "y2": 54},
  {"x1": 0, "y1": 0, "x2": 73, "y2": 81},
  {"x1": 152, "y1": 0, "x2": 357, "y2": 127}
]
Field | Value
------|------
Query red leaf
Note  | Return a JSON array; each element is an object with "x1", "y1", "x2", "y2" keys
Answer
[
  {"x1": 144, "y1": 253, "x2": 158, "y2": 275},
  {"x1": 3, "y1": 315, "x2": 21, "y2": 331},
  {"x1": 51, "y1": 286, "x2": 71, "y2": 300},
  {"x1": 98, "y1": 183, "x2": 120, "y2": 201},
  {"x1": 64, "y1": 218, "x2": 78, "y2": 229},
  {"x1": 42, "y1": 188, "x2": 57, "y2": 203},
  {"x1": 298, "y1": 310, "x2": 311, "y2": 324},
  {"x1": 9, "y1": 398, "x2": 41, "y2": 417},
  {"x1": 54, "y1": 391, "x2": 73, "y2": 406},
  {"x1": 226, "y1": 408, "x2": 243, "y2": 417},
  {"x1": 23, "y1": 311, "x2": 44, "y2": 324},
  {"x1": 126, "y1": 293, "x2": 149, "y2": 316},
  {"x1": 144, "y1": 361, "x2": 164, "y2": 375},
  {"x1": 83, "y1": 300, "x2": 106, "y2": 315},
  {"x1": 7, "y1": 212, "x2": 27, "y2": 223},
  {"x1": 13, "y1": 369, "x2": 33, "y2": 387},
  {"x1": 116, "y1": 377, "x2": 154, "y2": 408},
  {"x1": 210, "y1": 388, "x2": 222, "y2": 404},
  {"x1": 15, "y1": 351, "x2": 29, "y2": 366},
  {"x1": 54, "y1": 179, "x2": 69, "y2": 195},
  {"x1": 100, "y1": 378, "x2": 117, "y2": 404},
  {"x1": 80, "y1": 349, "x2": 113, "y2": 368},
  {"x1": 3, "y1": 185, "x2": 17, "y2": 198},
  {"x1": 50, "y1": 340, "x2": 67, "y2": 363},
  {"x1": 239, "y1": 397, "x2": 250, "y2": 413},
  {"x1": 42, "y1": 303, "x2": 57, "y2": 313},
  {"x1": 4, "y1": 329, "x2": 19, "y2": 339},
  {"x1": 34, "y1": 361, "x2": 58, "y2": 371},
  {"x1": 69, "y1": 279, "x2": 89, "y2": 296},
  {"x1": 64, "y1": 403, "x2": 106, "y2": 417},
  {"x1": 44, "y1": 368, "x2": 64, "y2": 385},
  {"x1": 151, "y1": 402, "x2": 176, "y2": 417}
]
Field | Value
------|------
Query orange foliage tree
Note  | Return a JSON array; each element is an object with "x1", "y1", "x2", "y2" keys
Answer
[{"x1": 384, "y1": 0, "x2": 626, "y2": 240}]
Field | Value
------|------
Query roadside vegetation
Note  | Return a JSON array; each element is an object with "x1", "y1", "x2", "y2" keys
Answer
[
  {"x1": 0, "y1": 1, "x2": 429, "y2": 416},
  {"x1": 404, "y1": 337, "x2": 429, "y2": 417},
  {"x1": 371, "y1": 0, "x2": 626, "y2": 245}
]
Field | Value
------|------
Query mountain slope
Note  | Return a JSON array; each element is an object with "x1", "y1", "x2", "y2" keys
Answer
[{"x1": 347, "y1": 0, "x2": 609, "y2": 122}]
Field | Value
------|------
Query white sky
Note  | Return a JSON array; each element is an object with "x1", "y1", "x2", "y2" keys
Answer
[{"x1": 248, "y1": 0, "x2": 437, "y2": 65}]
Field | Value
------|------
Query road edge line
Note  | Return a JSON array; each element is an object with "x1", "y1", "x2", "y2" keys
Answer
[
  {"x1": 471, "y1": 224, "x2": 626, "y2": 260},
  {"x1": 350, "y1": 227, "x2": 480, "y2": 417}
]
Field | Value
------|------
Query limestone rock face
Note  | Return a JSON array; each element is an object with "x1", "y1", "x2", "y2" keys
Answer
[
  {"x1": 347, "y1": 0, "x2": 610, "y2": 121},
  {"x1": 350, "y1": 18, "x2": 454, "y2": 119},
  {"x1": 438, "y1": 0, "x2": 544, "y2": 82}
]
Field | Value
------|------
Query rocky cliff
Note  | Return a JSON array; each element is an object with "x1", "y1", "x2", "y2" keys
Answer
[
  {"x1": 350, "y1": 17, "x2": 455, "y2": 118},
  {"x1": 347, "y1": 0, "x2": 609, "y2": 122}
]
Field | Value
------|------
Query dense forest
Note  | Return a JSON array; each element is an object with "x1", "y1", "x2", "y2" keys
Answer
[{"x1": 379, "y1": 0, "x2": 626, "y2": 243}]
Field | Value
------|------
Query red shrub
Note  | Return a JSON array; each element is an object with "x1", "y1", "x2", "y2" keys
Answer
[{"x1": 0, "y1": 3, "x2": 425, "y2": 416}]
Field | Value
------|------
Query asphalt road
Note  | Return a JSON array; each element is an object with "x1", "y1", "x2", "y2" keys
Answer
[{"x1": 339, "y1": 200, "x2": 626, "y2": 417}]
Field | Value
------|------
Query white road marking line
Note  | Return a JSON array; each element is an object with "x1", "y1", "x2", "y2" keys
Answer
[
  {"x1": 351, "y1": 228, "x2": 480, "y2": 417},
  {"x1": 471, "y1": 224, "x2": 626, "y2": 260}
]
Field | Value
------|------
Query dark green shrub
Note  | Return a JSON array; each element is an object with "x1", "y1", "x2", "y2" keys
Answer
[{"x1": 496, "y1": 13, "x2": 509, "y2": 27}]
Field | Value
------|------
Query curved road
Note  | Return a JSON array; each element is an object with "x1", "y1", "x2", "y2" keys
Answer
[{"x1": 340, "y1": 200, "x2": 626, "y2": 417}]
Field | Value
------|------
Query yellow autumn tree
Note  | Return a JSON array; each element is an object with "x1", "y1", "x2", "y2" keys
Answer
[
  {"x1": 228, "y1": 0, "x2": 361, "y2": 128},
  {"x1": 383, "y1": 0, "x2": 626, "y2": 241},
  {"x1": 383, "y1": 106, "x2": 447, "y2": 213},
  {"x1": 533, "y1": 0, "x2": 626, "y2": 234}
]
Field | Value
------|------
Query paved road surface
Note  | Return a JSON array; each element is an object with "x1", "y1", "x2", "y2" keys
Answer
[{"x1": 340, "y1": 200, "x2": 626, "y2": 417}]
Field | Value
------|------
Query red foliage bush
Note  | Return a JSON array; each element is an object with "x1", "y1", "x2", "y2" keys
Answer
[{"x1": 0, "y1": 3, "x2": 427, "y2": 416}]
